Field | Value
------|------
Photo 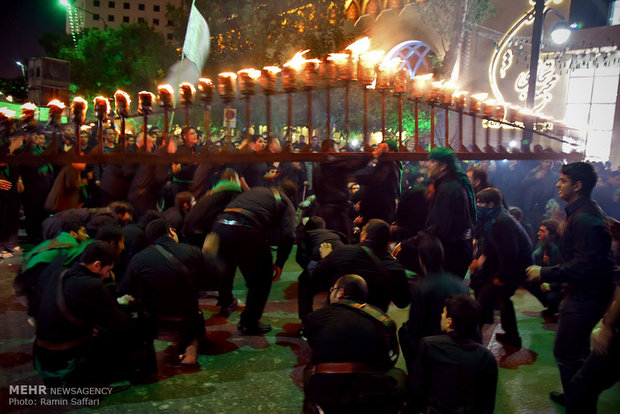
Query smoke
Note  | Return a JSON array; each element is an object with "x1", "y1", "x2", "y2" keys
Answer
[{"x1": 165, "y1": 60, "x2": 201, "y2": 94}]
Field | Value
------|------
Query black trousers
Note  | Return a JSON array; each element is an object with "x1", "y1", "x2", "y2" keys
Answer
[{"x1": 213, "y1": 223, "x2": 273, "y2": 327}]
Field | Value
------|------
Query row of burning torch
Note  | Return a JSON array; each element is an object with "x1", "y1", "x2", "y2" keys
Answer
[{"x1": 6, "y1": 37, "x2": 578, "y2": 155}]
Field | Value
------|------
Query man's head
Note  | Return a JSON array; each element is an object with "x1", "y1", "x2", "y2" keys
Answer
[
  {"x1": 279, "y1": 179, "x2": 298, "y2": 204},
  {"x1": 305, "y1": 216, "x2": 326, "y2": 231},
  {"x1": 320, "y1": 138, "x2": 337, "y2": 153},
  {"x1": 475, "y1": 187, "x2": 503, "y2": 209},
  {"x1": 427, "y1": 147, "x2": 459, "y2": 181},
  {"x1": 62, "y1": 219, "x2": 89, "y2": 243},
  {"x1": 181, "y1": 127, "x2": 198, "y2": 148},
  {"x1": 467, "y1": 166, "x2": 489, "y2": 193},
  {"x1": 95, "y1": 224, "x2": 126, "y2": 255},
  {"x1": 80, "y1": 241, "x2": 119, "y2": 279},
  {"x1": 538, "y1": 219, "x2": 560, "y2": 244},
  {"x1": 557, "y1": 162, "x2": 597, "y2": 202},
  {"x1": 441, "y1": 294, "x2": 481, "y2": 338},
  {"x1": 266, "y1": 136, "x2": 281, "y2": 153},
  {"x1": 175, "y1": 191, "x2": 195, "y2": 213},
  {"x1": 145, "y1": 219, "x2": 177, "y2": 243},
  {"x1": 417, "y1": 232, "x2": 445, "y2": 275},
  {"x1": 329, "y1": 274, "x2": 368, "y2": 303},
  {"x1": 311, "y1": 136, "x2": 320, "y2": 148},
  {"x1": 108, "y1": 201, "x2": 134, "y2": 225},
  {"x1": 360, "y1": 219, "x2": 390, "y2": 252},
  {"x1": 103, "y1": 127, "x2": 116, "y2": 146},
  {"x1": 248, "y1": 134, "x2": 265, "y2": 152},
  {"x1": 508, "y1": 206, "x2": 523, "y2": 222}
]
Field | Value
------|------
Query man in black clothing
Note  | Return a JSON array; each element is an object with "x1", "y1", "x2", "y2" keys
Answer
[
  {"x1": 183, "y1": 169, "x2": 243, "y2": 247},
  {"x1": 410, "y1": 294, "x2": 498, "y2": 414},
  {"x1": 303, "y1": 274, "x2": 406, "y2": 413},
  {"x1": 398, "y1": 232, "x2": 470, "y2": 368},
  {"x1": 312, "y1": 139, "x2": 368, "y2": 242},
  {"x1": 296, "y1": 216, "x2": 347, "y2": 322},
  {"x1": 472, "y1": 187, "x2": 533, "y2": 349},
  {"x1": 170, "y1": 126, "x2": 201, "y2": 203},
  {"x1": 31, "y1": 241, "x2": 131, "y2": 387},
  {"x1": 212, "y1": 180, "x2": 297, "y2": 335},
  {"x1": 306, "y1": 219, "x2": 410, "y2": 314},
  {"x1": 397, "y1": 147, "x2": 476, "y2": 278},
  {"x1": 527, "y1": 162, "x2": 614, "y2": 411},
  {"x1": 119, "y1": 219, "x2": 220, "y2": 365},
  {"x1": 354, "y1": 140, "x2": 401, "y2": 226}
]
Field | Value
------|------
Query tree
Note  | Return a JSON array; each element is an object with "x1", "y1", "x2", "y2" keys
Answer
[
  {"x1": 413, "y1": 0, "x2": 496, "y2": 77},
  {"x1": 188, "y1": 0, "x2": 349, "y2": 74},
  {"x1": 43, "y1": 24, "x2": 178, "y2": 100}
]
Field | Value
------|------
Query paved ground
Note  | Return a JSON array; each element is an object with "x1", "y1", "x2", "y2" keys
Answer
[{"x1": 1, "y1": 247, "x2": 619, "y2": 413}]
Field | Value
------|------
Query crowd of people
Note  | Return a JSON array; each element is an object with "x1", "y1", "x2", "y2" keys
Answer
[{"x1": 1, "y1": 119, "x2": 620, "y2": 413}]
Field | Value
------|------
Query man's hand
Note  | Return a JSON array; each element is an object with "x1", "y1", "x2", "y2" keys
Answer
[
  {"x1": 591, "y1": 325, "x2": 613, "y2": 357},
  {"x1": 540, "y1": 282, "x2": 551, "y2": 293},
  {"x1": 202, "y1": 232, "x2": 219, "y2": 257},
  {"x1": 272, "y1": 265, "x2": 282, "y2": 281},
  {"x1": 319, "y1": 242, "x2": 333, "y2": 259},
  {"x1": 392, "y1": 242, "x2": 402, "y2": 257},
  {"x1": 0, "y1": 179, "x2": 12, "y2": 191},
  {"x1": 526, "y1": 265, "x2": 542, "y2": 282}
]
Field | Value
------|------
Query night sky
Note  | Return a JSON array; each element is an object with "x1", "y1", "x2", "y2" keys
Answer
[{"x1": 0, "y1": 0, "x2": 66, "y2": 79}]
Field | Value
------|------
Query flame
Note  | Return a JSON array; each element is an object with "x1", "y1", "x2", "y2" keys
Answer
[
  {"x1": 157, "y1": 84, "x2": 174, "y2": 95},
  {"x1": 471, "y1": 93, "x2": 489, "y2": 101},
  {"x1": 22, "y1": 102, "x2": 37, "y2": 111},
  {"x1": 262, "y1": 66, "x2": 281, "y2": 75},
  {"x1": 360, "y1": 51, "x2": 385, "y2": 66},
  {"x1": 284, "y1": 50, "x2": 309, "y2": 70},
  {"x1": 72, "y1": 97, "x2": 88, "y2": 110},
  {"x1": 47, "y1": 99, "x2": 66, "y2": 109},
  {"x1": 218, "y1": 72, "x2": 238, "y2": 80},
  {"x1": 328, "y1": 53, "x2": 349, "y2": 64},
  {"x1": 379, "y1": 58, "x2": 403, "y2": 72},
  {"x1": 93, "y1": 96, "x2": 111, "y2": 113},
  {"x1": 345, "y1": 37, "x2": 370, "y2": 57},
  {"x1": 180, "y1": 82, "x2": 196, "y2": 92},
  {"x1": 114, "y1": 90, "x2": 131, "y2": 106},
  {"x1": 453, "y1": 90, "x2": 469, "y2": 97},
  {"x1": 238, "y1": 69, "x2": 261, "y2": 79},
  {"x1": 198, "y1": 78, "x2": 214, "y2": 90}
]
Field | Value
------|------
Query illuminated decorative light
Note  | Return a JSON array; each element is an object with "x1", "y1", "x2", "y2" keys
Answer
[
  {"x1": 514, "y1": 60, "x2": 559, "y2": 112},
  {"x1": 489, "y1": 0, "x2": 566, "y2": 112}
]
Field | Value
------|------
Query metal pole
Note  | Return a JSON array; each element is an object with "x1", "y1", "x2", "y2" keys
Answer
[
  {"x1": 523, "y1": 0, "x2": 545, "y2": 152},
  {"x1": 444, "y1": 107, "x2": 451, "y2": 149},
  {"x1": 326, "y1": 87, "x2": 331, "y2": 139},
  {"x1": 307, "y1": 90, "x2": 313, "y2": 144},
  {"x1": 142, "y1": 113, "x2": 148, "y2": 151},
  {"x1": 265, "y1": 95, "x2": 271, "y2": 137},
  {"x1": 458, "y1": 110, "x2": 465, "y2": 152},
  {"x1": 245, "y1": 95, "x2": 251, "y2": 135},
  {"x1": 345, "y1": 81, "x2": 350, "y2": 141},
  {"x1": 398, "y1": 94, "x2": 403, "y2": 150},
  {"x1": 382, "y1": 90, "x2": 387, "y2": 140},
  {"x1": 430, "y1": 104, "x2": 435, "y2": 149},
  {"x1": 363, "y1": 87, "x2": 369, "y2": 151},
  {"x1": 414, "y1": 98, "x2": 420, "y2": 151},
  {"x1": 287, "y1": 92, "x2": 293, "y2": 144}
]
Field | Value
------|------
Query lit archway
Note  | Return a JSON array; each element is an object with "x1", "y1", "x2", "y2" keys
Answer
[{"x1": 383, "y1": 40, "x2": 434, "y2": 76}]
